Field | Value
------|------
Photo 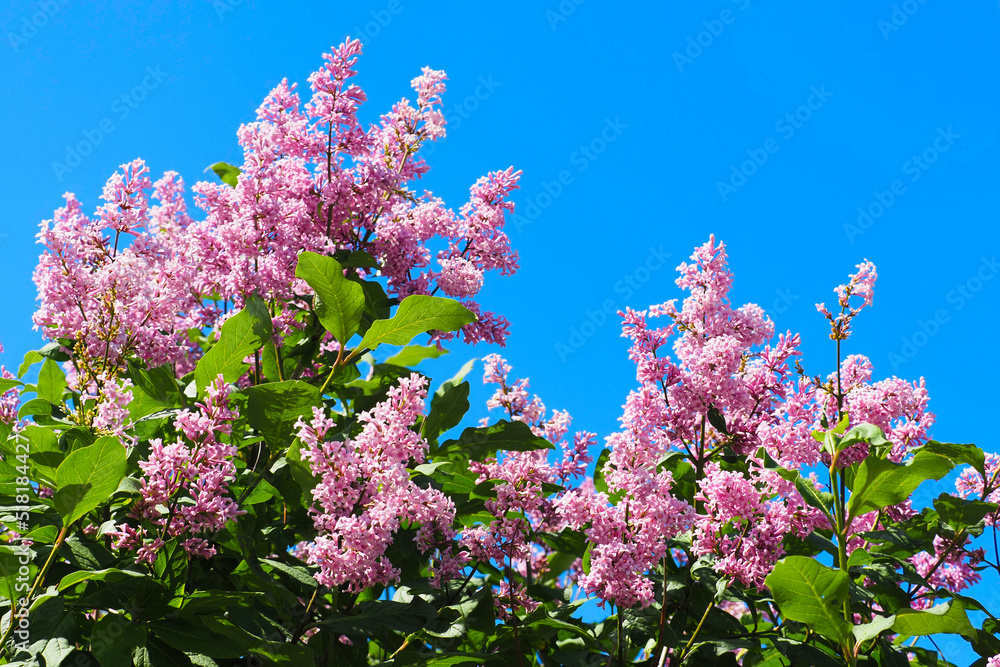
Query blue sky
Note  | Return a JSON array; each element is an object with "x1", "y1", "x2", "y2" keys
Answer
[{"x1": 3, "y1": 1, "x2": 1000, "y2": 661}]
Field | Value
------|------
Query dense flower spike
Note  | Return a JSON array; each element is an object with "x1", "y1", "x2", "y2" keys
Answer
[
  {"x1": 33, "y1": 172, "x2": 208, "y2": 386},
  {"x1": 107, "y1": 376, "x2": 242, "y2": 563},
  {"x1": 296, "y1": 374, "x2": 457, "y2": 593},
  {"x1": 909, "y1": 535, "x2": 984, "y2": 609},
  {"x1": 34, "y1": 39, "x2": 521, "y2": 396},
  {"x1": 956, "y1": 454, "x2": 1000, "y2": 524},
  {"x1": 0, "y1": 344, "x2": 19, "y2": 426},
  {"x1": 816, "y1": 260, "x2": 877, "y2": 341},
  {"x1": 179, "y1": 39, "x2": 520, "y2": 343},
  {"x1": 692, "y1": 461, "x2": 823, "y2": 589},
  {"x1": 464, "y1": 355, "x2": 595, "y2": 617}
]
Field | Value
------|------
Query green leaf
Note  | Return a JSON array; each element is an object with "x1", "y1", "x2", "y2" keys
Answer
[
  {"x1": 581, "y1": 542, "x2": 594, "y2": 575},
  {"x1": 25, "y1": 424, "x2": 64, "y2": 483},
  {"x1": 36, "y1": 358, "x2": 67, "y2": 404},
  {"x1": 765, "y1": 556, "x2": 852, "y2": 645},
  {"x1": 394, "y1": 652, "x2": 496, "y2": 666},
  {"x1": 422, "y1": 380, "x2": 471, "y2": 444},
  {"x1": 207, "y1": 162, "x2": 240, "y2": 188},
  {"x1": 922, "y1": 440, "x2": 987, "y2": 480},
  {"x1": 358, "y1": 295, "x2": 476, "y2": 352},
  {"x1": 295, "y1": 251, "x2": 365, "y2": 344},
  {"x1": 126, "y1": 361, "x2": 183, "y2": 419},
  {"x1": 359, "y1": 279, "x2": 393, "y2": 322},
  {"x1": 892, "y1": 600, "x2": 976, "y2": 640},
  {"x1": 258, "y1": 558, "x2": 319, "y2": 589},
  {"x1": 91, "y1": 614, "x2": 147, "y2": 667},
  {"x1": 839, "y1": 423, "x2": 891, "y2": 450},
  {"x1": 437, "y1": 419, "x2": 553, "y2": 461},
  {"x1": 852, "y1": 613, "x2": 895, "y2": 644},
  {"x1": 244, "y1": 380, "x2": 322, "y2": 449},
  {"x1": 707, "y1": 404, "x2": 729, "y2": 435},
  {"x1": 779, "y1": 469, "x2": 833, "y2": 524},
  {"x1": 334, "y1": 249, "x2": 379, "y2": 269},
  {"x1": 149, "y1": 620, "x2": 245, "y2": 659},
  {"x1": 18, "y1": 350, "x2": 44, "y2": 378},
  {"x1": 316, "y1": 599, "x2": 435, "y2": 636},
  {"x1": 194, "y1": 295, "x2": 272, "y2": 393},
  {"x1": 0, "y1": 377, "x2": 22, "y2": 395},
  {"x1": 933, "y1": 493, "x2": 995, "y2": 532},
  {"x1": 53, "y1": 436, "x2": 127, "y2": 526},
  {"x1": 58, "y1": 567, "x2": 146, "y2": 591},
  {"x1": 0, "y1": 545, "x2": 36, "y2": 602},
  {"x1": 848, "y1": 450, "x2": 954, "y2": 521},
  {"x1": 384, "y1": 344, "x2": 448, "y2": 367},
  {"x1": 593, "y1": 448, "x2": 612, "y2": 495},
  {"x1": 18, "y1": 397, "x2": 53, "y2": 420}
]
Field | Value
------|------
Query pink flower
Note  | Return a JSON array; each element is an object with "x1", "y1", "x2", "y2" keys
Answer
[
  {"x1": 296, "y1": 374, "x2": 457, "y2": 593},
  {"x1": 816, "y1": 260, "x2": 877, "y2": 341},
  {"x1": 89, "y1": 374, "x2": 134, "y2": 444},
  {"x1": 108, "y1": 376, "x2": 243, "y2": 563}
]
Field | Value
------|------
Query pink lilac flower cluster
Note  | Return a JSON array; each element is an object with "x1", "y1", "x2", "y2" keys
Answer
[
  {"x1": 909, "y1": 535, "x2": 984, "y2": 609},
  {"x1": 567, "y1": 239, "x2": 932, "y2": 607},
  {"x1": 107, "y1": 376, "x2": 243, "y2": 564},
  {"x1": 988, "y1": 655, "x2": 1000, "y2": 667},
  {"x1": 0, "y1": 344, "x2": 20, "y2": 427},
  {"x1": 692, "y1": 460, "x2": 823, "y2": 590},
  {"x1": 566, "y1": 237, "x2": 818, "y2": 606},
  {"x1": 956, "y1": 454, "x2": 1000, "y2": 525},
  {"x1": 33, "y1": 40, "x2": 521, "y2": 392},
  {"x1": 33, "y1": 163, "x2": 211, "y2": 387},
  {"x1": 811, "y1": 262, "x2": 935, "y2": 467},
  {"x1": 183, "y1": 39, "x2": 520, "y2": 344},
  {"x1": 461, "y1": 354, "x2": 595, "y2": 618},
  {"x1": 86, "y1": 374, "x2": 135, "y2": 445},
  {"x1": 295, "y1": 373, "x2": 458, "y2": 593},
  {"x1": 816, "y1": 260, "x2": 877, "y2": 341},
  {"x1": 816, "y1": 354, "x2": 934, "y2": 467}
]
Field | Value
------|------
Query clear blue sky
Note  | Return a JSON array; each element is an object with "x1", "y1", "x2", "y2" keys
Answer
[{"x1": 3, "y1": 1, "x2": 999, "y2": 661}]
